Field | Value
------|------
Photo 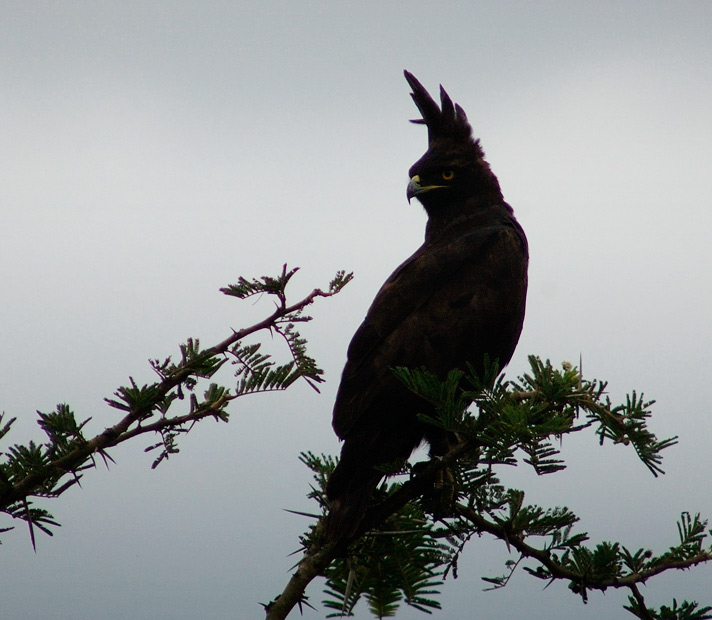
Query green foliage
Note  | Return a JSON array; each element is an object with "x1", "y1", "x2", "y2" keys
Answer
[
  {"x1": 625, "y1": 596, "x2": 712, "y2": 620},
  {"x1": 0, "y1": 266, "x2": 350, "y2": 546},
  {"x1": 283, "y1": 357, "x2": 711, "y2": 620},
  {"x1": 321, "y1": 508, "x2": 445, "y2": 618},
  {"x1": 300, "y1": 454, "x2": 445, "y2": 618}
]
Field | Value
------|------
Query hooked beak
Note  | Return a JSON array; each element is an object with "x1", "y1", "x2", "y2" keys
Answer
[{"x1": 406, "y1": 175, "x2": 446, "y2": 203}]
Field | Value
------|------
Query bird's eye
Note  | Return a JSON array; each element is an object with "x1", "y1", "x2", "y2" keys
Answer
[{"x1": 442, "y1": 170, "x2": 455, "y2": 181}]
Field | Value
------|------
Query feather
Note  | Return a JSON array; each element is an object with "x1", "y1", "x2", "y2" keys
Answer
[{"x1": 404, "y1": 70, "x2": 475, "y2": 146}]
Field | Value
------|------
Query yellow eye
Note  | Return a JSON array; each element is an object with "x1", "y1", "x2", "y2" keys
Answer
[{"x1": 442, "y1": 170, "x2": 455, "y2": 181}]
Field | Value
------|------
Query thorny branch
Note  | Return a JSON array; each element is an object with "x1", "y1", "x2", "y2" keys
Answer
[
  {"x1": 263, "y1": 361, "x2": 710, "y2": 620},
  {"x1": 0, "y1": 267, "x2": 351, "y2": 522}
]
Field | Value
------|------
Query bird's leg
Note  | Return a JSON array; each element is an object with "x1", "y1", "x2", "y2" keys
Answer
[
  {"x1": 433, "y1": 464, "x2": 455, "y2": 491},
  {"x1": 417, "y1": 432, "x2": 458, "y2": 518},
  {"x1": 429, "y1": 458, "x2": 456, "y2": 518}
]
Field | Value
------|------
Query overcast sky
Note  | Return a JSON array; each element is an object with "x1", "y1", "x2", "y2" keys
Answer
[{"x1": 2, "y1": 2, "x2": 712, "y2": 619}]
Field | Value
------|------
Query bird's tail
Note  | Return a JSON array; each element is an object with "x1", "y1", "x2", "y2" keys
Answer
[{"x1": 325, "y1": 463, "x2": 380, "y2": 542}]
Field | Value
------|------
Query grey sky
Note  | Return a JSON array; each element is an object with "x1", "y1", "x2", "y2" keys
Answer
[{"x1": 1, "y1": 2, "x2": 711, "y2": 619}]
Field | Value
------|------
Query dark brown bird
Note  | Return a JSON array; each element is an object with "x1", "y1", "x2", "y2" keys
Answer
[{"x1": 325, "y1": 71, "x2": 528, "y2": 539}]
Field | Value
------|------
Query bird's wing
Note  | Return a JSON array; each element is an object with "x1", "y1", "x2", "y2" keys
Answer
[{"x1": 333, "y1": 218, "x2": 527, "y2": 438}]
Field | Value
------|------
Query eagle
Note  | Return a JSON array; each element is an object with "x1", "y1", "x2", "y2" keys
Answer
[{"x1": 325, "y1": 71, "x2": 528, "y2": 539}]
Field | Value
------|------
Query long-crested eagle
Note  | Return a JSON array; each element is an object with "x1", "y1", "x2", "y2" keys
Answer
[{"x1": 325, "y1": 71, "x2": 528, "y2": 539}]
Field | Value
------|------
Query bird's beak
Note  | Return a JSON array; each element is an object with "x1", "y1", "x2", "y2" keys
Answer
[
  {"x1": 406, "y1": 175, "x2": 422, "y2": 203},
  {"x1": 406, "y1": 175, "x2": 445, "y2": 203}
]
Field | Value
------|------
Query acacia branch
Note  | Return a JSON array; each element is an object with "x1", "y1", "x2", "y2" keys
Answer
[
  {"x1": 264, "y1": 541, "x2": 338, "y2": 620},
  {"x1": 0, "y1": 281, "x2": 341, "y2": 511},
  {"x1": 263, "y1": 442, "x2": 473, "y2": 619},
  {"x1": 265, "y1": 370, "x2": 708, "y2": 619},
  {"x1": 454, "y1": 503, "x2": 712, "y2": 592}
]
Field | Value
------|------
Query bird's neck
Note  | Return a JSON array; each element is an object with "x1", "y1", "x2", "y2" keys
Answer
[{"x1": 424, "y1": 199, "x2": 512, "y2": 244}]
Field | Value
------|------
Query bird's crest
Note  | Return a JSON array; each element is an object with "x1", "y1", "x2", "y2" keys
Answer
[{"x1": 404, "y1": 70, "x2": 481, "y2": 152}]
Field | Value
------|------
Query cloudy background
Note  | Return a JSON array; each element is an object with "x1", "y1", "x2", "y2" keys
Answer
[{"x1": 2, "y1": 2, "x2": 711, "y2": 619}]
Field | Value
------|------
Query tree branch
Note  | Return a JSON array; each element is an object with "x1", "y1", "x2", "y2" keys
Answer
[
  {"x1": 0, "y1": 277, "x2": 345, "y2": 512},
  {"x1": 454, "y1": 503, "x2": 712, "y2": 591},
  {"x1": 263, "y1": 541, "x2": 339, "y2": 620}
]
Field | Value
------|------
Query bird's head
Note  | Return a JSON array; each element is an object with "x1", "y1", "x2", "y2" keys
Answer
[{"x1": 404, "y1": 71, "x2": 502, "y2": 213}]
